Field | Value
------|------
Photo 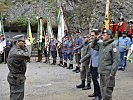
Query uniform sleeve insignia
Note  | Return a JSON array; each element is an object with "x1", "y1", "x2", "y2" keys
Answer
[{"x1": 113, "y1": 48, "x2": 117, "y2": 52}]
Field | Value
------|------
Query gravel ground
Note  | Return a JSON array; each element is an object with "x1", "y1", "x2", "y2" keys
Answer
[{"x1": 0, "y1": 60, "x2": 133, "y2": 100}]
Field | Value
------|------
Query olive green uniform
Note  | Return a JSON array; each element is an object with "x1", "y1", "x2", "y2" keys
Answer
[
  {"x1": 92, "y1": 39, "x2": 119, "y2": 100},
  {"x1": 7, "y1": 45, "x2": 30, "y2": 100},
  {"x1": 80, "y1": 42, "x2": 91, "y2": 85}
]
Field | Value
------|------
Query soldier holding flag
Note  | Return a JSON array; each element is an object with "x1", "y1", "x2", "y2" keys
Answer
[{"x1": 36, "y1": 17, "x2": 45, "y2": 62}]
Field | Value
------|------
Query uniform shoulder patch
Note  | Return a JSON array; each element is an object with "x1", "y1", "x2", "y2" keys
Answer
[{"x1": 113, "y1": 48, "x2": 117, "y2": 52}]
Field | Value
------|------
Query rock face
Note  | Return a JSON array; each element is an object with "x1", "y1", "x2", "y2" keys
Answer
[
  {"x1": 4, "y1": 0, "x2": 133, "y2": 33},
  {"x1": 6, "y1": 0, "x2": 95, "y2": 33},
  {"x1": 90, "y1": 0, "x2": 133, "y2": 29}
]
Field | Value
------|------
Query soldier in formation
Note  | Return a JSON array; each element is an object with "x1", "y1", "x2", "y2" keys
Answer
[
  {"x1": 5, "y1": 35, "x2": 13, "y2": 63},
  {"x1": 66, "y1": 36, "x2": 74, "y2": 69},
  {"x1": 73, "y1": 30, "x2": 83, "y2": 73},
  {"x1": 76, "y1": 35, "x2": 91, "y2": 90}
]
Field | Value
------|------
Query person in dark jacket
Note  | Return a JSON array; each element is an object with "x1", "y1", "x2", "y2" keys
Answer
[
  {"x1": 5, "y1": 35, "x2": 13, "y2": 63},
  {"x1": 91, "y1": 30, "x2": 119, "y2": 100},
  {"x1": 7, "y1": 34, "x2": 30, "y2": 100}
]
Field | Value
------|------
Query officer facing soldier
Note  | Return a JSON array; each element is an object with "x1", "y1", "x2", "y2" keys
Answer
[{"x1": 7, "y1": 35, "x2": 30, "y2": 100}]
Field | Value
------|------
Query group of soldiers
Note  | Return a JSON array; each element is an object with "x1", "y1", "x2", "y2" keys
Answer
[
  {"x1": 0, "y1": 34, "x2": 13, "y2": 64},
  {"x1": 40, "y1": 30, "x2": 83, "y2": 74},
  {"x1": 5, "y1": 16, "x2": 133, "y2": 100},
  {"x1": 40, "y1": 28, "x2": 120, "y2": 100}
]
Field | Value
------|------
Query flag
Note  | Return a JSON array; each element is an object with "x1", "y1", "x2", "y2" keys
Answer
[
  {"x1": 104, "y1": 0, "x2": 110, "y2": 30},
  {"x1": 57, "y1": 6, "x2": 66, "y2": 43},
  {"x1": 127, "y1": 44, "x2": 133, "y2": 62},
  {"x1": 47, "y1": 17, "x2": 53, "y2": 40},
  {"x1": 0, "y1": 16, "x2": 6, "y2": 47},
  {"x1": 27, "y1": 18, "x2": 33, "y2": 44},
  {"x1": 37, "y1": 17, "x2": 43, "y2": 50}
]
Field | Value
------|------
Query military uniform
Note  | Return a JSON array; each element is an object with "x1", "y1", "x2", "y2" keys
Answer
[
  {"x1": 5, "y1": 36, "x2": 13, "y2": 63},
  {"x1": 66, "y1": 38, "x2": 74, "y2": 69},
  {"x1": 73, "y1": 36, "x2": 83, "y2": 72},
  {"x1": 92, "y1": 30, "x2": 119, "y2": 100},
  {"x1": 76, "y1": 38, "x2": 91, "y2": 89},
  {"x1": 62, "y1": 37, "x2": 69, "y2": 67},
  {"x1": 43, "y1": 37, "x2": 50, "y2": 63},
  {"x1": 50, "y1": 39, "x2": 57, "y2": 65},
  {"x1": 127, "y1": 20, "x2": 133, "y2": 41},
  {"x1": 117, "y1": 17, "x2": 127, "y2": 38},
  {"x1": 37, "y1": 38, "x2": 45, "y2": 62},
  {"x1": 57, "y1": 42, "x2": 63, "y2": 66},
  {"x1": 7, "y1": 35, "x2": 30, "y2": 100}
]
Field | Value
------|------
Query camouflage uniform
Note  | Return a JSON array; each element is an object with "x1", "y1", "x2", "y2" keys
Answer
[
  {"x1": 7, "y1": 45, "x2": 30, "y2": 100},
  {"x1": 92, "y1": 38, "x2": 119, "y2": 100}
]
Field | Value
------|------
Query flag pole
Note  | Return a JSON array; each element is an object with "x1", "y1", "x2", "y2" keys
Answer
[
  {"x1": 104, "y1": 0, "x2": 110, "y2": 30},
  {"x1": 4, "y1": 47, "x2": 6, "y2": 64}
]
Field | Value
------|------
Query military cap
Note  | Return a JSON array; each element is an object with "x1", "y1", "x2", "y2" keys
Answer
[
  {"x1": 103, "y1": 30, "x2": 112, "y2": 35},
  {"x1": 13, "y1": 34, "x2": 25, "y2": 42},
  {"x1": 128, "y1": 19, "x2": 133, "y2": 24},
  {"x1": 118, "y1": 17, "x2": 124, "y2": 21}
]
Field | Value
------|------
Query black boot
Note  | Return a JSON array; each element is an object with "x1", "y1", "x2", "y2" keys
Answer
[
  {"x1": 82, "y1": 83, "x2": 91, "y2": 90},
  {"x1": 51, "y1": 60, "x2": 56, "y2": 65},
  {"x1": 43, "y1": 57, "x2": 47, "y2": 63},
  {"x1": 76, "y1": 80, "x2": 85, "y2": 88},
  {"x1": 69, "y1": 64, "x2": 73, "y2": 69},
  {"x1": 63, "y1": 62, "x2": 67, "y2": 68},
  {"x1": 73, "y1": 66, "x2": 78, "y2": 72},
  {"x1": 57, "y1": 61, "x2": 63, "y2": 66},
  {"x1": 43, "y1": 60, "x2": 47, "y2": 63},
  {"x1": 54, "y1": 60, "x2": 56, "y2": 65},
  {"x1": 60, "y1": 61, "x2": 63, "y2": 66},
  {"x1": 75, "y1": 67, "x2": 80, "y2": 73},
  {"x1": 66, "y1": 64, "x2": 70, "y2": 69}
]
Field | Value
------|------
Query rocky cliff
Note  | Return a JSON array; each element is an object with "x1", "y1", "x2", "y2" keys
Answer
[
  {"x1": 1, "y1": 0, "x2": 133, "y2": 33},
  {"x1": 90, "y1": 0, "x2": 133, "y2": 29}
]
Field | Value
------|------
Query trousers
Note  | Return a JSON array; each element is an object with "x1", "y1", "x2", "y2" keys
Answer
[
  {"x1": 100, "y1": 74, "x2": 115, "y2": 100},
  {"x1": 10, "y1": 83, "x2": 24, "y2": 100}
]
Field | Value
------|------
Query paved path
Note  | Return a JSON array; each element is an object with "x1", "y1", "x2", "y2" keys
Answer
[{"x1": 0, "y1": 62, "x2": 133, "y2": 100}]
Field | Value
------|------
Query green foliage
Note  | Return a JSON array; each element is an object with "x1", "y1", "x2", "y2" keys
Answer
[
  {"x1": 11, "y1": 16, "x2": 27, "y2": 27},
  {"x1": 10, "y1": 16, "x2": 47, "y2": 30}
]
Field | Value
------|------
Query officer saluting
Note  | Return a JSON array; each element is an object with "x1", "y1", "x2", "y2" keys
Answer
[
  {"x1": 7, "y1": 35, "x2": 30, "y2": 100},
  {"x1": 91, "y1": 30, "x2": 119, "y2": 100}
]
